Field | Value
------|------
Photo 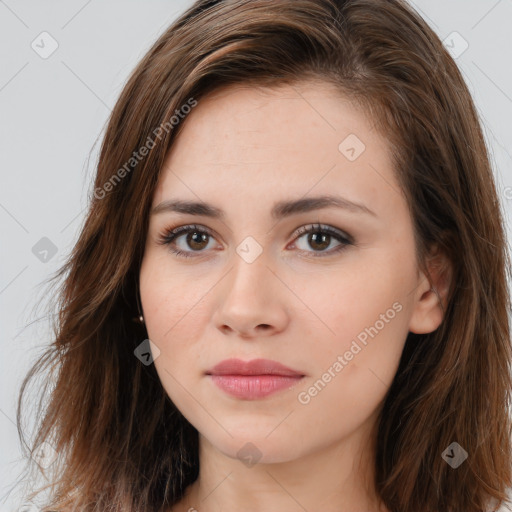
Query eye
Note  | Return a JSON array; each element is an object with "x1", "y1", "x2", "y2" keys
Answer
[
  {"x1": 290, "y1": 223, "x2": 353, "y2": 258},
  {"x1": 157, "y1": 223, "x2": 354, "y2": 259},
  {"x1": 156, "y1": 224, "x2": 218, "y2": 259}
]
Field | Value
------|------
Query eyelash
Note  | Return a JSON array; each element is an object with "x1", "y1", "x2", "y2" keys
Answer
[{"x1": 156, "y1": 223, "x2": 354, "y2": 260}]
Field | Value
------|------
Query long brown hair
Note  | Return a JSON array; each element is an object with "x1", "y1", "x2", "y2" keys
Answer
[{"x1": 15, "y1": 0, "x2": 512, "y2": 511}]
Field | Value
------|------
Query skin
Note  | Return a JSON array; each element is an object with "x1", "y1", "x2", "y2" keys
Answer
[{"x1": 139, "y1": 80, "x2": 451, "y2": 512}]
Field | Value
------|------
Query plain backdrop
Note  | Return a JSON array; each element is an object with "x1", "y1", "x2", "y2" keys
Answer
[{"x1": 1, "y1": 0, "x2": 512, "y2": 510}]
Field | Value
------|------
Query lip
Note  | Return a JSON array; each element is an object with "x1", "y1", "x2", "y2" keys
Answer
[
  {"x1": 206, "y1": 358, "x2": 305, "y2": 400},
  {"x1": 206, "y1": 358, "x2": 304, "y2": 377}
]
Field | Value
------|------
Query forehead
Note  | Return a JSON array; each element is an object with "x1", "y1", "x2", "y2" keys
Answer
[
  {"x1": 152, "y1": 81, "x2": 400, "y2": 219},
  {"x1": 168, "y1": 81, "x2": 378, "y2": 161}
]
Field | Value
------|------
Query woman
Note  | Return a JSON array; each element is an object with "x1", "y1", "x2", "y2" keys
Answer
[{"x1": 16, "y1": 0, "x2": 512, "y2": 511}]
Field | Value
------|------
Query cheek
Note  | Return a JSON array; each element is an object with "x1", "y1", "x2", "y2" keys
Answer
[
  {"x1": 294, "y1": 362, "x2": 388, "y2": 447},
  {"x1": 140, "y1": 275, "x2": 218, "y2": 385},
  {"x1": 140, "y1": 272, "x2": 209, "y2": 412},
  {"x1": 293, "y1": 278, "x2": 409, "y2": 437},
  {"x1": 292, "y1": 259, "x2": 411, "y2": 382},
  {"x1": 141, "y1": 255, "x2": 203, "y2": 334}
]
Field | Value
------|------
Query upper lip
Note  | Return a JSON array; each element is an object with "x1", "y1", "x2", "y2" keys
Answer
[{"x1": 206, "y1": 358, "x2": 304, "y2": 377}]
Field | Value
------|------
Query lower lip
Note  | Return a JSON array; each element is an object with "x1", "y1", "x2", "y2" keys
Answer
[{"x1": 208, "y1": 374, "x2": 304, "y2": 399}]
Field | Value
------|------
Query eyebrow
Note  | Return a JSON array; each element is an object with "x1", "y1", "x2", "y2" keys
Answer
[{"x1": 151, "y1": 195, "x2": 376, "y2": 220}]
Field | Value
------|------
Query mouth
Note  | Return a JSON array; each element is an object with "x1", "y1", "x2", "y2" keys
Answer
[
  {"x1": 207, "y1": 374, "x2": 305, "y2": 400},
  {"x1": 205, "y1": 358, "x2": 305, "y2": 400},
  {"x1": 206, "y1": 357, "x2": 305, "y2": 377}
]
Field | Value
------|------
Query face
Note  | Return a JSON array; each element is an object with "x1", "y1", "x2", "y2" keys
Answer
[{"x1": 139, "y1": 80, "x2": 438, "y2": 465}]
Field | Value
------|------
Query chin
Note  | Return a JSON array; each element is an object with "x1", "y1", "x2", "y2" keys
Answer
[{"x1": 204, "y1": 427, "x2": 306, "y2": 466}]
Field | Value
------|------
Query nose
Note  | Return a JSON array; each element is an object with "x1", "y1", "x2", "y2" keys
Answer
[{"x1": 211, "y1": 248, "x2": 289, "y2": 339}]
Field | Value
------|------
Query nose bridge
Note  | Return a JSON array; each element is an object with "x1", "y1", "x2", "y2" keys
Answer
[
  {"x1": 227, "y1": 237, "x2": 273, "y2": 302},
  {"x1": 212, "y1": 237, "x2": 288, "y2": 336}
]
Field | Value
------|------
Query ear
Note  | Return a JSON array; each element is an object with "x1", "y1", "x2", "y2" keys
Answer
[{"x1": 408, "y1": 243, "x2": 453, "y2": 334}]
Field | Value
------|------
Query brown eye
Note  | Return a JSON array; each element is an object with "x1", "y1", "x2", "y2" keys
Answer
[
  {"x1": 292, "y1": 223, "x2": 353, "y2": 257},
  {"x1": 158, "y1": 222, "x2": 353, "y2": 260},
  {"x1": 158, "y1": 224, "x2": 217, "y2": 258},
  {"x1": 185, "y1": 230, "x2": 210, "y2": 251},
  {"x1": 307, "y1": 232, "x2": 331, "y2": 251}
]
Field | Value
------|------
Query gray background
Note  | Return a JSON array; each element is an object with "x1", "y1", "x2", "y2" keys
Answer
[{"x1": 1, "y1": 0, "x2": 511, "y2": 510}]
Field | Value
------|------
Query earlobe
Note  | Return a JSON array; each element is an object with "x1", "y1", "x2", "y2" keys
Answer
[
  {"x1": 408, "y1": 245, "x2": 453, "y2": 335},
  {"x1": 408, "y1": 281, "x2": 444, "y2": 334}
]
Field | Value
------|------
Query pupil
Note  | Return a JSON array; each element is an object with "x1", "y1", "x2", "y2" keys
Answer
[
  {"x1": 310, "y1": 232, "x2": 329, "y2": 251},
  {"x1": 188, "y1": 231, "x2": 208, "y2": 250}
]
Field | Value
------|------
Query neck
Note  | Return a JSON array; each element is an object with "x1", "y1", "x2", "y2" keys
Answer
[{"x1": 175, "y1": 410, "x2": 388, "y2": 512}]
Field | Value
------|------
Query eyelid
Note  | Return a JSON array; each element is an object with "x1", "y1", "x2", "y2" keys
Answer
[
  {"x1": 157, "y1": 222, "x2": 354, "y2": 258},
  {"x1": 158, "y1": 222, "x2": 351, "y2": 242},
  {"x1": 156, "y1": 223, "x2": 218, "y2": 247},
  {"x1": 291, "y1": 223, "x2": 354, "y2": 245}
]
